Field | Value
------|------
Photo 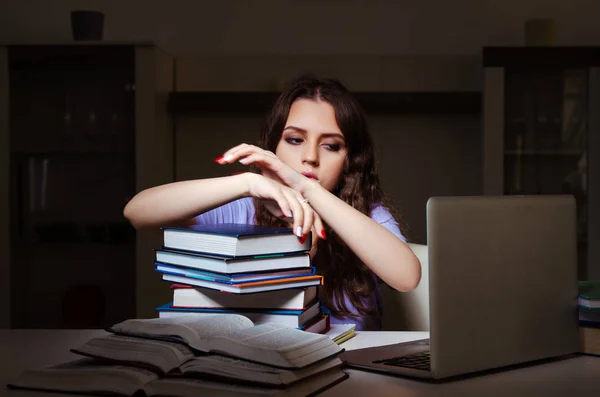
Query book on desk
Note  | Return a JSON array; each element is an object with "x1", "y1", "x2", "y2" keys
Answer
[
  {"x1": 7, "y1": 314, "x2": 348, "y2": 396},
  {"x1": 7, "y1": 357, "x2": 348, "y2": 397},
  {"x1": 578, "y1": 280, "x2": 600, "y2": 356}
]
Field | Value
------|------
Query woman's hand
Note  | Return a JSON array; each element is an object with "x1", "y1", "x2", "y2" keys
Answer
[
  {"x1": 241, "y1": 173, "x2": 325, "y2": 241},
  {"x1": 217, "y1": 144, "x2": 315, "y2": 194}
]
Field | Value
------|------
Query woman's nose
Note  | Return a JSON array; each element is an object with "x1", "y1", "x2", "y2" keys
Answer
[{"x1": 302, "y1": 144, "x2": 319, "y2": 165}]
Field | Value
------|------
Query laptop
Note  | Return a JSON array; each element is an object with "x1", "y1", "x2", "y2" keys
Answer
[{"x1": 342, "y1": 195, "x2": 580, "y2": 380}]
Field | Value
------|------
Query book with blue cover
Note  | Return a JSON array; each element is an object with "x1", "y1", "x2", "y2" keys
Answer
[
  {"x1": 155, "y1": 300, "x2": 322, "y2": 328},
  {"x1": 155, "y1": 248, "x2": 310, "y2": 274},
  {"x1": 155, "y1": 262, "x2": 316, "y2": 284},
  {"x1": 161, "y1": 223, "x2": 311, "y2": 257}
]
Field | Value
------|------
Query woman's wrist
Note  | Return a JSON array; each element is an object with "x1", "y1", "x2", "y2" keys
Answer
[
  {"x1": 237, "y1": 172, "x2": 258, "y2": 197},
  {"x1": 299, "y1": 178, "x2": 322, "y2": 200}
]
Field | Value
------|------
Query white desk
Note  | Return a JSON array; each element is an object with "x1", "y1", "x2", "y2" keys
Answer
[{"x1": 2, "y1": 330, "x2": 600, "y2": 396}]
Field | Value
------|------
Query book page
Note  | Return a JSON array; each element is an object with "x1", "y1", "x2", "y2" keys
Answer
[
  {"x1": 213, "y1": 323, "x2": 327, "y2": 352},
  {"x1": 110, "y1": 314, "x2": 254, "y2": 349},
  {"x1": 74, "y1": 334, "x2": 195, "y2": 373},
  {"x1": 182, "y1": 355, "x2": 283, "y2": 373}
]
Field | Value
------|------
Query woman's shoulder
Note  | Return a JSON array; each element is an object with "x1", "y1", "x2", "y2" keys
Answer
[
  {"x1": 195, "y1": 197, "x2": 256, "y2": 225},
  {"x1": 369, "y1": 203, "x2": 406, "y2": 243},
  {"x1": 369, "y1": 203, "x2": 394, "y2": 222}
]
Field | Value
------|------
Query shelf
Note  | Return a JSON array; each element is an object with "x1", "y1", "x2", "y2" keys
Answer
[
  {"x1": 12, "y1": 241, "x2": 135, "y2": 250},
  {"x1": 10, "y1": 150, "x2": 135, "y2": 156},
  {"x1": 483, "y1": 46, "x2": 600, "y2": 68},
  {"x1": 8, "y1": 45, "x2": 135, "y2": 71},
  {"x1": 504, "y1": 150, "x2": 584, "y2": 156},
  {"x1": 167, "y1": 91, "x2": 482, "y2": 115}
]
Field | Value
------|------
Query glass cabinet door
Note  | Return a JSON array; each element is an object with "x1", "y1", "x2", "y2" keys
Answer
[{"x1": 503, "y1": 67, "x2": 589, "y2": 277}]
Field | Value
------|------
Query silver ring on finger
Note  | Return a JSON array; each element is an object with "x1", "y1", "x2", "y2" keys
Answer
[{"x1": 299, "y1": 198, "x2": 309, "y2": 205}]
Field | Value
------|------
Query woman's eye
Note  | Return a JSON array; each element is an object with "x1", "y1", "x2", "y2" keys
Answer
[
  {"x1": 323, "y1": 143, "x2": 341, "y2": 151},
  {"x1": 285, "y1": 137, "x2": 303, "y2": 145}
]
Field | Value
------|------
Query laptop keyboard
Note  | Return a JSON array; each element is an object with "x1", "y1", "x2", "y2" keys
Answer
[{"x1": 373, "y1": 351, "x2": 431, "y2": 371}]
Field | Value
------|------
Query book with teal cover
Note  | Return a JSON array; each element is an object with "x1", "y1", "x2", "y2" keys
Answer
[
  {"x1": 579, "y1": 280, "x2": 600, "y2": 299},
  {"x1": 154, "y1": 262, "x2": 316, "y2": 284},
  {"x1": 578, "y1": 280, "x2": 600, "y2": 310}
]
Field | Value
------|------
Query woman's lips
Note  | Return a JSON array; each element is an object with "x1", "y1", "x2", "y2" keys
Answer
[{"x1": 302, "y1": 172, "x2": 318, "y2": 181}]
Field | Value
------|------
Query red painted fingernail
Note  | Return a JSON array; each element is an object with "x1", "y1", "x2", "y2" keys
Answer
[
  {"x1": 298, "y1": 234, "x2": 307, "y2": 244},
  {"x1": 214, "y1": 155, "x2": 224, "y2": 163},
  {"x1": 320, "y1": 230, "x2": 327, "y2": 239}
]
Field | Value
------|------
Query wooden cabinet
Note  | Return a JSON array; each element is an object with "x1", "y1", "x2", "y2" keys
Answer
[
  {"x1": 0, "y1": 43, "x2": 174, "y2": 328},
  {"x1": 482, "y1": 47, "x2": 600, "y2": 280}
]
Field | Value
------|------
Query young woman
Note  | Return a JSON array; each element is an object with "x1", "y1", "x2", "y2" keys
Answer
[{"x1": 124, "y1": 75, "x2": 421, "y2": 330}]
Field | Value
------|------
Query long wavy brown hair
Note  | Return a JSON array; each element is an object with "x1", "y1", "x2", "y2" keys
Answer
[{"x1": 253, "y1": 75, "x2": 407, "y2": 319}]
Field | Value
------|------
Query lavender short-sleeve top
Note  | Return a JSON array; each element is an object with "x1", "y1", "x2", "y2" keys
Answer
[{"x1": 195, "y1": 197, "x2": 406, "y2": 330}]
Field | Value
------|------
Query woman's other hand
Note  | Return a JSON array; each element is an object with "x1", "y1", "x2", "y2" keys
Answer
[
  {"x1": 216, "y1": 144, "x2": 317, "y2": 195},
  {"x1": 241, "y1": 172, "x2": 325, "y2": 241}
]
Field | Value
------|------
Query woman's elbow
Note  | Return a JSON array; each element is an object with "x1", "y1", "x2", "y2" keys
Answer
[
  {"x1": 408, "y1": 258, "x2": 423, "y2": 291},
  {"x1": 123, "y1": 200, "x2": 145, "y2": 230},
  {"x1": 396, "y1": 257, "x2": 422, "y2": 292}
]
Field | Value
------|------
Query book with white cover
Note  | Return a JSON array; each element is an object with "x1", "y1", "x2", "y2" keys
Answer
[{"x1": 171, "y1": 285, "x2": 318, "y2": 310}]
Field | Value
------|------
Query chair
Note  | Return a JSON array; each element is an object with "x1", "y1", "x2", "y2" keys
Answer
[{"x1": 381, "y1": 243, "x2": 430, "y2": 331}]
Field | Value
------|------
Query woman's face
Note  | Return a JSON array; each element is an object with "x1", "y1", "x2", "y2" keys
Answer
[{"x1": 275, "y1": 99, "x2": 348, "y2": 192}]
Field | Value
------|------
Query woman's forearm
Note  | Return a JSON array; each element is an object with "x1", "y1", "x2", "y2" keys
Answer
[
  {"x1": 302, "y1": 182, "x2": 421, "y2": 292},
  {"x1": 124, "y1": 173, "x2": 250, "y2": 229}
]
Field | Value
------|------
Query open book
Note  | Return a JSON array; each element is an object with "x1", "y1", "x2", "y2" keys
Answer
[
  {"x1": 7, "y1": 357, "x2": 348, "y2": 396},
  {"x1": 107, "y1": 314, "x2": 343, "y2": 369},
  {"x1": 72, "y1": 334, "x2": 196, "y2": 374},
  {"x1": 7, "y1": 358, "x2": 159, "y2": 396},
  {"x1": 71, "y1": 333, "x2": 342, "y2": 385}
]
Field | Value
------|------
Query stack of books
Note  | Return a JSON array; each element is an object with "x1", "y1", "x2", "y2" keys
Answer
[
  {"x1": 578, "y1": 280, "x2": 600, "y2": 356},
  {"x1": 8, "y1": 315, "x2": 348, "y2": 396},
  {"x1": 153, "y1": 223, "x2": 332, "y2": 334}
]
